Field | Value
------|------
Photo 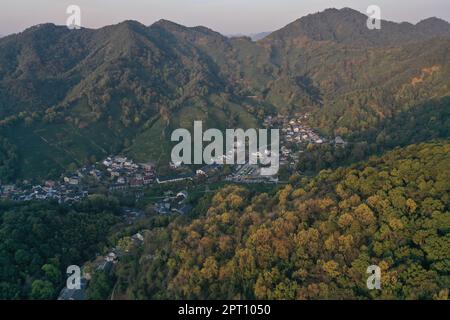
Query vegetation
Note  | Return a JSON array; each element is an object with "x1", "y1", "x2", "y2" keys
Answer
[
  {"x1": 114, "y1": 142, "x2": 450, "y2": 299},
  {"x1": 0, "y1": 197, "x2": 121, "y2": 299},
  {"x1": 87, "y1": 271, "x2": 115, "y2": 300},
  {"x1": 0, "y1": 8, "x2": 449, "y2": 178},
  {"x1": 297, "y1": 97, "x2": 450, "y2": 173},
  {"x1": 0, "y1": 8, "x2": 449, "y2": 301},
  {"x1": 0, "y1": 137, "x2": 18, "y2": 182}
]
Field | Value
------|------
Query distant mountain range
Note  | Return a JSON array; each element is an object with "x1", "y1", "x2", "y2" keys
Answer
[
  {"x1": 250, "y1": 32, "x2": 271, "y2": 41},
  {"x1": 0, "y1": 7, "x2": 449, "y2": 180},
  {"x1": 228, "y1": 32, "x2": 272, "y2": 41}
]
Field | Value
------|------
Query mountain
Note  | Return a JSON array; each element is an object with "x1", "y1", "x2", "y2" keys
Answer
[
  {"x1": 254, "y1": 8, "x2": 450, "y2": 134},
  {"x1": 263, "y1": 8, "x2": 450, "y2": 46},
  {"x1": 1, "y1": 8, "x2": 450, "y2": 302},
  {"x1": 0, "y1": 20, "x2": 262, "y2": 179},
  {"x1": 416, "y1": 17, "x2": 450, "y2": 37},
  {"x1": 0, "y1": 8, "x2": 449, "y2": 180}
]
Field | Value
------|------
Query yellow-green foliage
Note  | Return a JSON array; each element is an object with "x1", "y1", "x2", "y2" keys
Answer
[{"x1": 115, "y1": 142, "x2": 450, "y2": 300}]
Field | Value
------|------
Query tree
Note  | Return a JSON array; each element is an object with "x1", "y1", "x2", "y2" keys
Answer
[
  {"x1": 322, "y1": 260, "x2": 340, "y2": 278},
  {"x1": 31, "y1": 280, "x2": 55, "y2": 300},
  {"x1": 42, "y1": 264, "x2": 61, "y2": 285},
  {"x1": 87, "y1": 272, "x2": 114, "y2": 300}
]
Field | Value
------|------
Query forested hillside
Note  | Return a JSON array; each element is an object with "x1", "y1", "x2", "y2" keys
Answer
[
  {"x1": 0, "y1": 8, "x2": 449, "y2": 179},
  {"x1": 0, "y1": 196, "x2": 120, "y2": 299},
  {"x1": 114, "y1": 141, "x2": 450, "y2": 300},
  {"x1": 296, "y1": 96, "x2": 450, "y2": 172}
]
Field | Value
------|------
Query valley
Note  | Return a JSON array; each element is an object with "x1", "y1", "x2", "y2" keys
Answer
[
  {"x1": 0, "y1": 8, "x2": 450, "y2": 182},
  {"x1": 0, "y1": 7, "x2": 449, "y2": 301}
]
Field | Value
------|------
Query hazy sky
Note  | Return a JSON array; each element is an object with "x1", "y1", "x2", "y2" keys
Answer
[{"x1": 1, "y1": 0, "x2": 450, "y2": 36}]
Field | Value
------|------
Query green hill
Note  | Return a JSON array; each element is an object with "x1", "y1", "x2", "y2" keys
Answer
[
  {"x1": 114, "y1": 141, "x2": 450, "y2": 299},
  {"x1": 0, "y1": 8, "x2": 450, "y2": 180}
]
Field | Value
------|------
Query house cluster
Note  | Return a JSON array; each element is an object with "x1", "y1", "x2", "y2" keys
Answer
[
  {"x1": 92, "y1": 230, "x2": 146, "y2": 276},
  {"x1": 0, "y1": 179, "x2": 88, "y2": 204},
  {"x1": 64, "y1": 164, "x2": 105, "y2": 186},
  {"x1": 265, "y1": 113, "x2": 326, "y2": 145},
  {"x1": 264, "y1": 113, "x2": 346, "y2": 165},
  {"x1": 0, "y1": 162, "x2": 108, "y2": 203},
  {"x1": 153, "y1": 190, "x2": 192, "y2": 215},
  {"x1": 94, "y1": 230, "x2": 146, "y2": 275},
  {"x1": 58, "y1": 231, "x2": 147, "y2": 300},
  {"x1": 0, "y1": 156, "x2": 155, "y2": 203},
  {"x1": 104, "y1": 156, "x2": 156, "y2": 192}
]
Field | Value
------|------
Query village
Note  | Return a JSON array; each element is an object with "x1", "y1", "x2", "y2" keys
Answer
[
  {"x1": 263, "y1": 113, "x2": 346, "y2": 166},
  {"x1": 0, "y1": 155, "x2": 206, "y2": 216},
  {"x1": 0, "y1": 114, "x2": 349, "y2": 301},
  {"x1": 0, "y1": 113, "x2": 347, "y2": 208},
  {"x1": 0, "y1": 178, "x2": 89, "y2": 204},
  {"x1": 0, "y1": 155, "x2": 157, "y2": 204}
]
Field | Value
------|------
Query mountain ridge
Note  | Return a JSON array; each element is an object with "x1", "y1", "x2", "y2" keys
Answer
[
  {"x1": 262, "y1": 7, "x2": 450, "y2": 47},
  {"x1": 0, "y1": 8, "x2": 449, "y2": 180},
  {"x1": 3, "y1": 7, "x2": 449, "y2": 44}
]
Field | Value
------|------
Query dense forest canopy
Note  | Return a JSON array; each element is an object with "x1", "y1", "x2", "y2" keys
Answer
[
  {"x1": 114, "y1": 142, "x2": 450, "y2": 300},
  {"x1": 0, "y1": 196, "x2": 120, "y2": 299},
  {"x1": 0, "y1": 137, "x2": 17, "y2": 182}
]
